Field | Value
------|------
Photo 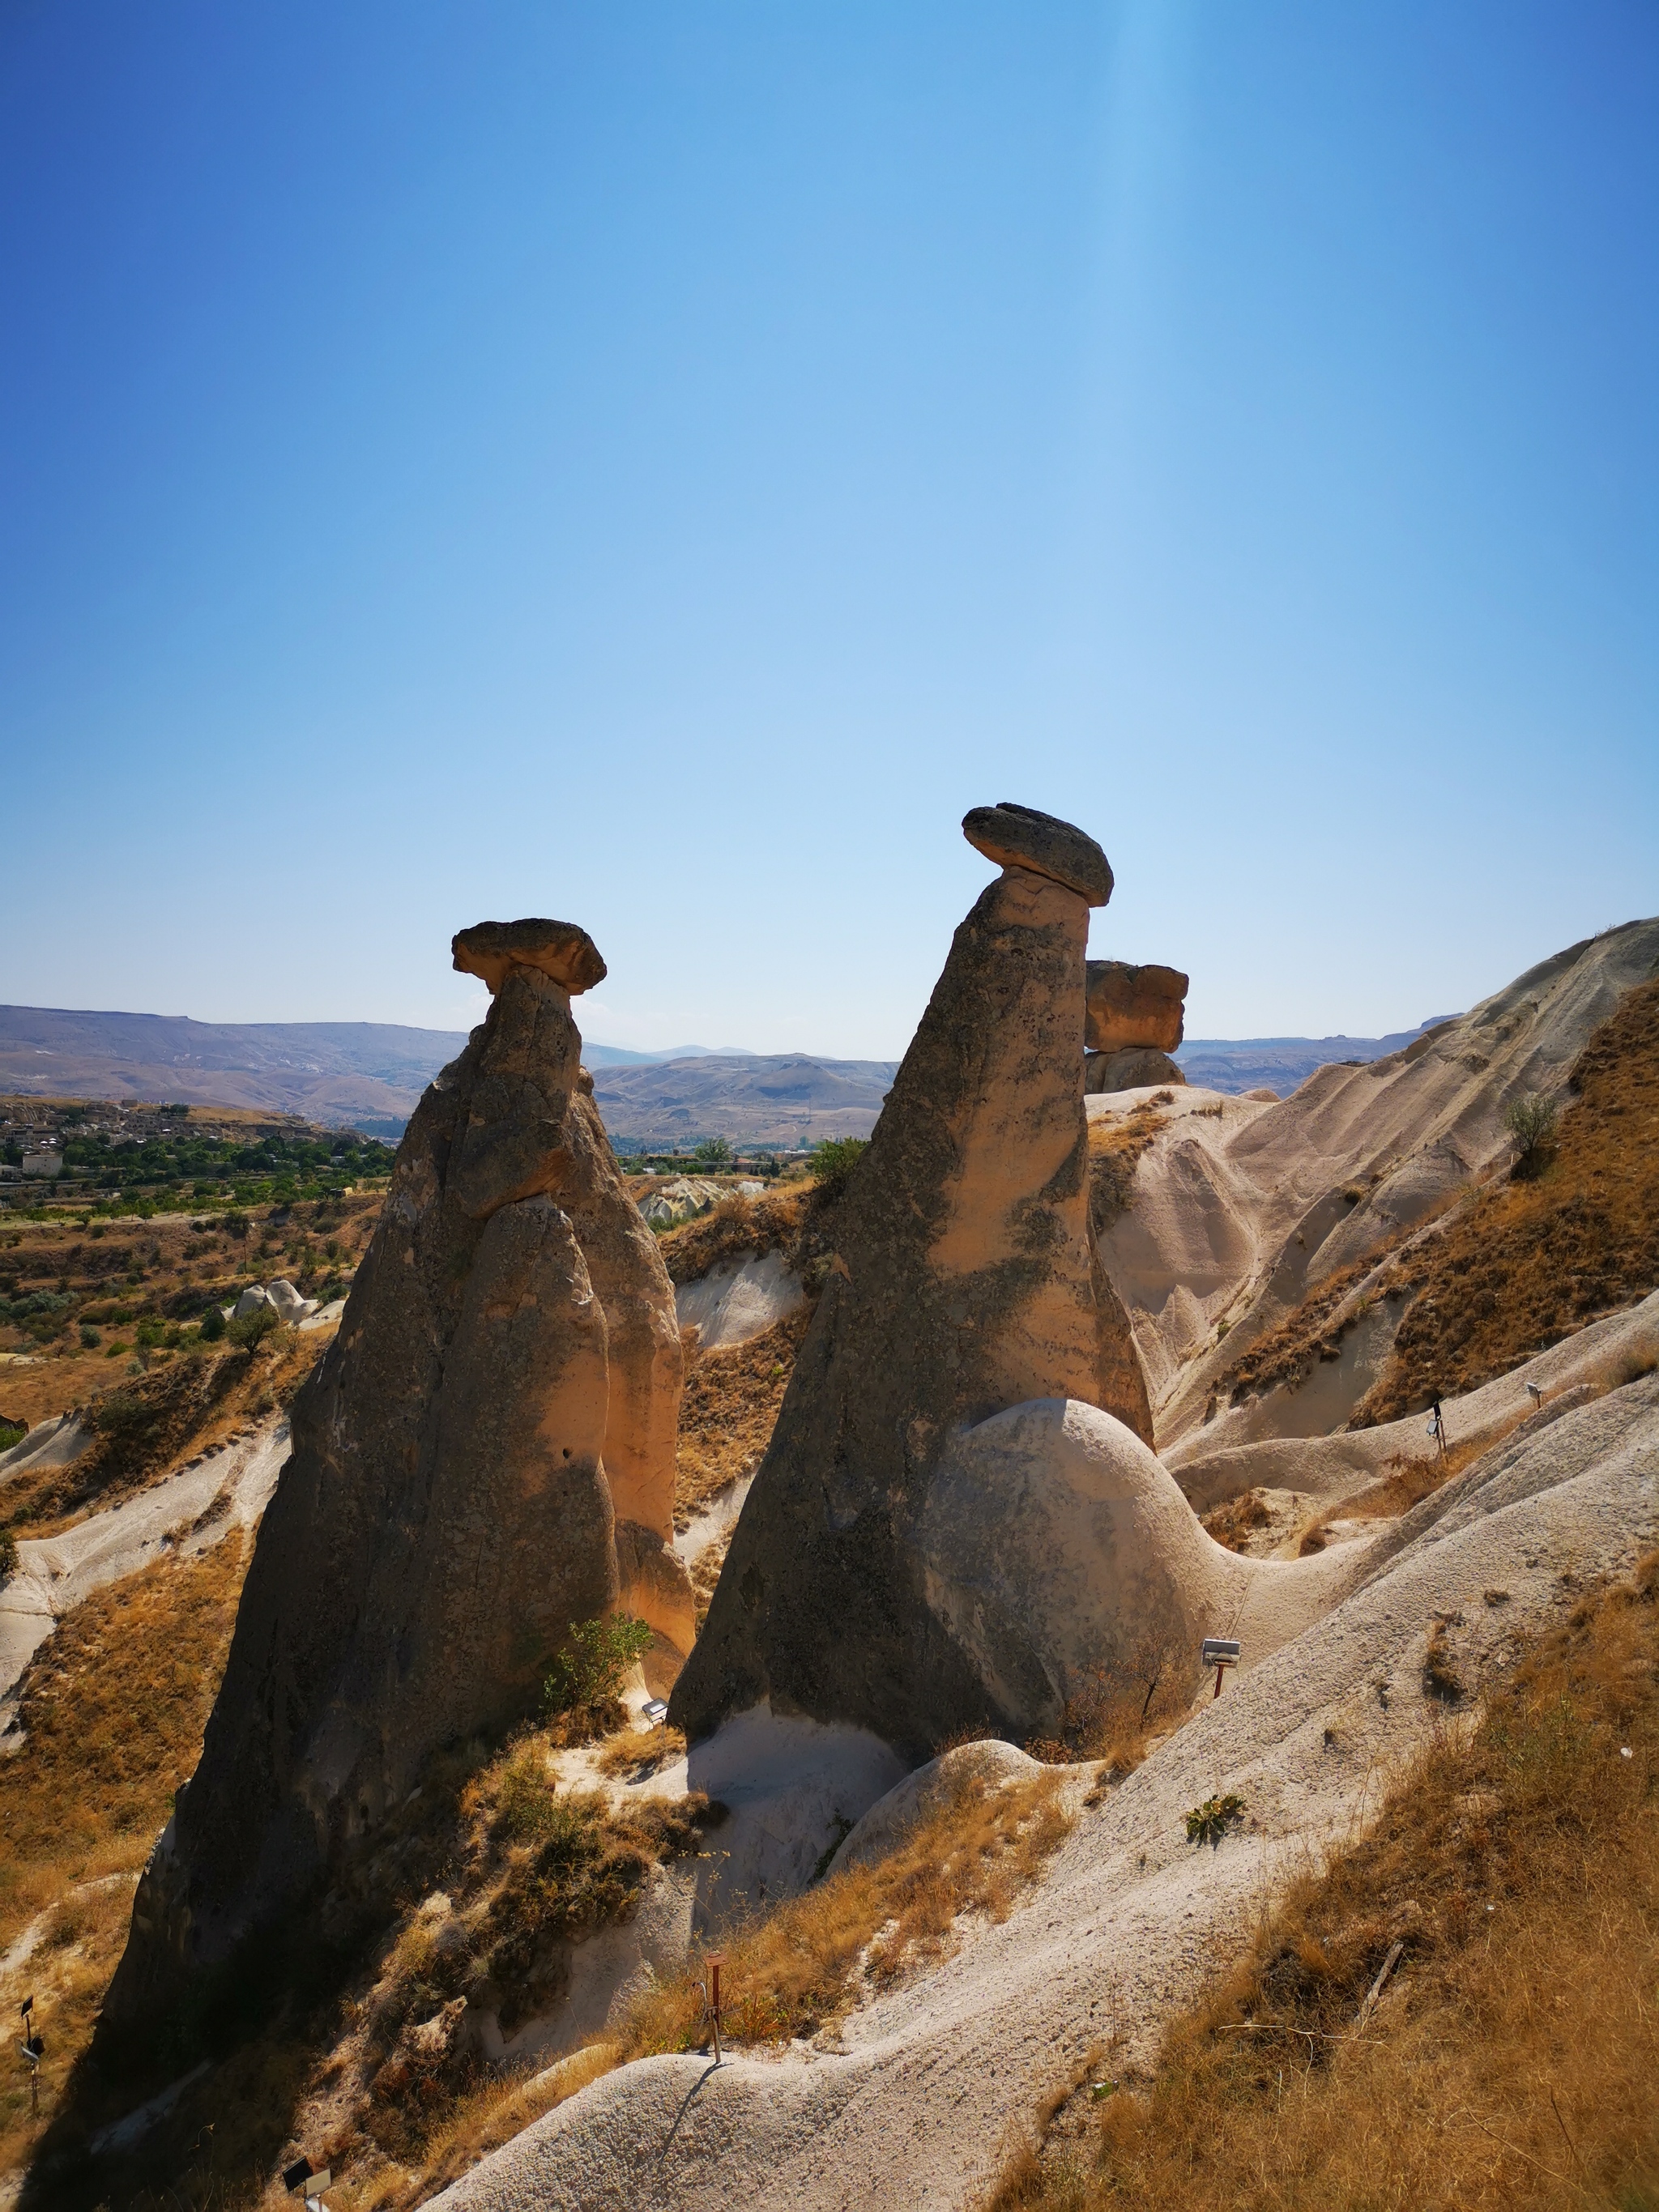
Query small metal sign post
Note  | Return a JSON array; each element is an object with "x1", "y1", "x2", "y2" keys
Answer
[
  {"x1": 18, "y1": 1997, "x2": 43, "y2": 2118},
  {"x1": 1201, "y1": 1638, "x2": 1241, "y2": 1700},
  {"x1": 283, "y1": 2156, "x2": 332, "y2": 2209},
  {"x1": 697, "y1": 1953, "x2": 727, "y2": 2065}
]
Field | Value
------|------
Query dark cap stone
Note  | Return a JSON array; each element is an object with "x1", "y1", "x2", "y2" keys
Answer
[
  {"x1": 452, "y1": 918, "x2": 607, "y2": 997},
  {"x1": 962, "y1": 803, "x2": 1113, "y2": 906}
]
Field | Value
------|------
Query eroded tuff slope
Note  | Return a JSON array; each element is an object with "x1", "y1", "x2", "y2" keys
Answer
[{"x1": 1092, "y1": 917, "x2": 1659, "y2": 1450}]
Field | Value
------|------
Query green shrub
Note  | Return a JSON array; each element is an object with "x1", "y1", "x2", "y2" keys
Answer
[
  {"x1": 198, "y1": 1305, "x2": 227, "y2": 1342},
  {"x1": 227, "y1": 1302, "x2": 283, "y2": 1352},
  {"x1": 0, "y1": 1422, "x2": 26, "y2": 1454},
  {"x1": 693, "y1": 1137, "x2": 733, "y2": 1167},
  {"x1": 79, "y1": 1325, "x2": 102, "y2": 1349},
  {"x1": 92, "y1": 1388, "x2": 156, "y2": 1443},
  {"x1": 1503, "y1": 1091, "x2": 1559, "y2": 1178},
  {"x1": 544, "y1": 1615, "x2": 654, "y2": 1721},
  {"x1": 223, "y1": 1208, "x2": 250, "y2": 1239},
  {"x1": 1185, "y1": 1792, "x2": 1246, "y2": 1847},
  {"x1": 809, "y1": 1136, "x2": 869, "y2": 1200},
  {"x1": 0, "y1": 1528, "x2": 15, "y2": 1579}
]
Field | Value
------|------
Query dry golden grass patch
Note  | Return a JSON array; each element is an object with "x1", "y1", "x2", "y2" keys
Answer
[
  {"x1": 345, "y1": 2042, "x2": 617, "y2": 2211},
  {"x1": 1085, "y1": 1106, "x2": 1169, "y2": 1236},
  {"x1": 620, "y1": 1758, "x2": 1073, "y2": 2061},
  {"x1": 655, "y1": 1187, "x2": 815, "y2": 1286},
  {"x1": 0, "y1": 1533, "x2": 246, "y2": 2177},
  {"x1": 673, "y1": 1302, "x2": 812, "y2": 1531},
  {"x1": 1354, "y1": 975, "x2": 1659, "y2": 1424},
  {"x1": 986, "y1": 1550, "x2": 1659, "y2": 2212}
]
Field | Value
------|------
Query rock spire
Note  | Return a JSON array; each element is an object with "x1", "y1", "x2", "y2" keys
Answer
[
  {"x1": 671, "y1": 806, "x2": 1154, "y2": 1760},
  {"x1": 104, "y1": 918, "x2": 691, "y2": 2027}
]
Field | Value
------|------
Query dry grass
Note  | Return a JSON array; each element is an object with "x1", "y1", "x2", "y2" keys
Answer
[
  {"x1": 0, "y1": 1327, "x2": 326, "y2": 1541},
  {"x1": 1201, "y1": 1490, "x2": 1274, "y2": 1553},
  {"x1": 674, "y1": 1302, "x2": 812, "y2": 1530},
  {"x1": 0, "y1": 1533, "x2": 247, "y2": 2177},
  {"x1": 348, "y1": 2042, "x2": 617, "y2": 2210},
  {"x1": 984, "y1": 1549, "x2": 1659, "y2": 2212},
  {"x1": 1353, "y1": 976, "x2": 1659, "y2": 1424},
  {"x1": 593, "y1": 1723, "x2": 687, "y2": 1782},
  {"x1": 1086, "y1": 1106, "x2": 1169, "y2": 1237},
  {"x1": 0, "y1": 1191, "x2": 377, "y2": 1416},
  {"x1": 655, "y1": 1186, "x2": 820, "y2": 1288},
  {"x1": 621, "y1": 1758, "x2": 1074, "y2": 2061},
  {"x1": 1024, "y1": 1640, "x2": 1195, "y2": 1781},
  {"x1": 23, "y1": 1712, "x2": 714, "y2": 2210}
]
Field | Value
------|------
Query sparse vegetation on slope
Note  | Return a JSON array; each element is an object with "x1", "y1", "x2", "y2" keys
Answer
[
  {"x1": 0, "y1": 1535, "x2": 247, "y2": 2180},
  {"x1": 674, "y1": 1302, "x2": 813, "y2": 1534},
  {"x1": 23, "y1": 1708, "x2": 717, "y2": 2212},
  {"x1": 1354, "y1": 974, "x2": 1659, "y2": 1422},
  {"x1": 1087, "y1": 1102, "x2": 1169, "y2": 1237},
  {"x1": 987, "y1": 1549, "x2": 1659, "y2": 2212},
  {"x1": 0, "y1": 1324, "x2": 325, "y2": 1541},
  {"x1": 622, "y1": 1754, "x2": 1073, "y2": 2059}
]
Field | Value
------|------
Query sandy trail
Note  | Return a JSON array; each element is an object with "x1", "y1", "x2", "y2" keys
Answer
[
  {"x1": 433, "y1": 1378, "x2": 1658, "y2": 2211},
  {"x1": 0, "y1": 1416, "x2": 289, "y2": 1729}
]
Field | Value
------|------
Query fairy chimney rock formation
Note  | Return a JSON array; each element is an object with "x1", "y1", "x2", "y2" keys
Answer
[
  {"x1": 104, "y1": 917, "x2": 691, "y2": 2031},
  {"x1": 671, "y1": 805, "x2": 1154, "y2": 1762}
]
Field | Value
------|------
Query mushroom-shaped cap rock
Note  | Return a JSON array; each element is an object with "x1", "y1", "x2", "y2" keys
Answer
[
  {"x1": 452, "y1": 918, "x2": 607, "y2": 997},
  {"x1": 962, "y1": 802, "x2": 1113, "y2": 906}
]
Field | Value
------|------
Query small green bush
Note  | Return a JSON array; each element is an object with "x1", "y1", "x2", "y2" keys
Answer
[
  {"x1": 809, "y1": 1136, "x2": 869, "y2": 1200},
  {"x1": 0, "y1": 1421, "x2": 26, "y2": 1453},
  {"x1": 1185, "y1": 1792, "x2": 1246, "y2": 1847},
  {"x1": 1503, "y1": 1091, "x2": 1558, "y2": 1177},
  {"x1": 223, "y1": 1208, "x2": 250, "y2": 1239},
  {"x1": 198, "y1": 1305, "x2": 227, "y2": 1342},
  {"x1": 0, "y1": 1528, "x2": 15, "y2": 1579},
  {"x1": 544, "y1": 1615, "x2": 654, "y2": 1720},
  {"x1": 79, "y1": 1325, "x2": 102, "y2": 1349},
  {"x1": 227, "y1": 1302, "x2": 283, "y2": 1352},
  {"x1": 693, "y1": 1137, "x2": 733, "y2": 1167}
]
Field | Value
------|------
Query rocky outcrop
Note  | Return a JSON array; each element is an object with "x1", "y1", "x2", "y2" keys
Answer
[
  {"x1": 1085, "y1": 1046, "x2": 1188, "y2": 1093},
  {"x1": 104, "y1": 919, "x2": 692, "y2": 2031},
  {"x1": 671, "y1": 808, "x2": 1154, "y2": 1762},
  {"x1": 1085, "y1": 959, "x2": 1188, "y2": 1055}
]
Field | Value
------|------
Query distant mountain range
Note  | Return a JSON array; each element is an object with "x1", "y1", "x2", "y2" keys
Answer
[
  {"x1": 1175, "y1": 1020, "x2": 1456, "y2": 1096},
  {"x1": 0, "y1": 1004, "x2": 1459, "y2": 1145}
]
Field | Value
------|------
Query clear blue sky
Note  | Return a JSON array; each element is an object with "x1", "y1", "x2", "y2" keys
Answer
[{"x1": 2, "y1": 2, "x2": 1654, "y2": 1056}]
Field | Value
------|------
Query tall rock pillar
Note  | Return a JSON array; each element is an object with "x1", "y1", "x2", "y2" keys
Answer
[
  {"x1": 103, "y1": 918, "x2": 692, "y2": 2029},
  {"x1": 671, "y1": 805, "x2": 1154, "y2": 1761}
]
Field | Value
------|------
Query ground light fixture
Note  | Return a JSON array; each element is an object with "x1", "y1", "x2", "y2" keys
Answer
[
  {"x1": 283, "y1": 2155, "x2": 333, "y2": 2208},
  {"x1": 1201, "y1": 1637, "x2": 1242, "y2": 1698}
]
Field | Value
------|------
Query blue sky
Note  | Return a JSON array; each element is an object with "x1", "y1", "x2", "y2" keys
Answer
[{"x1": 2, "y1": 2, "x2": 1653, "y2": 1056}]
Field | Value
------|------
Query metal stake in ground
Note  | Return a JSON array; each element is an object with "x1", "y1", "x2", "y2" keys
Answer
[
  {"x1": 1201, "y1": 1638, "x2": 1241, "y2": 1699},
  {"x1": 697, "y1": 1952, "x2": 727, "y2": 2065},
  {"x1": 18, "y1": 1997, "x2": 43, "y2": 2118}
]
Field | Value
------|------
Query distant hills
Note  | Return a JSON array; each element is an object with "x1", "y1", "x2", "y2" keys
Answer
[
  {"x1": 1175, "y1": 1021, "x2": 1456, "y2": 1096},
  {"x1": 0, "y1": 1004, "x2": 1457, "y2": 1145}
]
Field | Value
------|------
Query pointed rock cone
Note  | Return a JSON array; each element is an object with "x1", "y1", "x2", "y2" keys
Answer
[
  {"x1": 670, "y1": 808, "x2": 1154, "y2": 1761},
  {"x1": 101, "y1": 919, "x2": 692, "y2": 2032}
]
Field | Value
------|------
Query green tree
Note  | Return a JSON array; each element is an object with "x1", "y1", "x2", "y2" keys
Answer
[
  {"x1": 227, "y1": 1302, "x2": 284, "y2": 1352},
  {"x1": 1503, "y1": 1091, "x2": 1559, "y2": 1178},
  {"x1": 809, "y1": 1136, "x2": 869, "y2": 1200},
  {"x1": 693, "y1": 1136, "x2": 734, "y2": 1168},
  {"x1": 544, "y1": 1614, "x2": 654, "y2": 1720}
]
